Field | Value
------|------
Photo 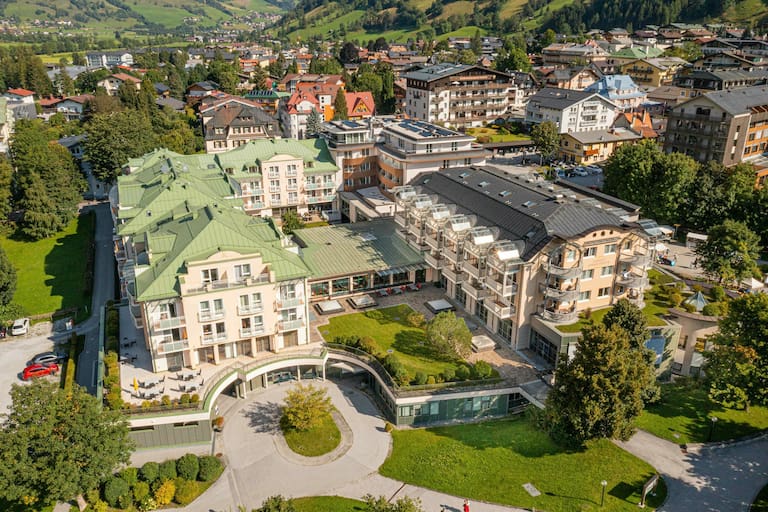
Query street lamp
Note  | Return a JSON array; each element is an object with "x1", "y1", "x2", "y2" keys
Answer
[
  {"x1": 600, "y1": 480, "x2": 607, "y2": 507},
  {"x1": 708, "y1": 416, "x2": 718, "y2": 442}
]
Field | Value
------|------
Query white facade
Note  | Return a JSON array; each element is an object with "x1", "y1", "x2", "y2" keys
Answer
[{"x1": 526, "y1": 92, "x2": 619, "y2": 134}]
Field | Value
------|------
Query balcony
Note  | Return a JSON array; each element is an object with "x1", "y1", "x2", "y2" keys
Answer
[
  {"x1": 307, "y1": 194, "x2": 336, "y2": 204},
  {"x1": 269, "y1": 186, "x2": 281, "y2": 193},
  {"x1": 395, "y1": 228, "x2": 408, "y2": 241},
  {"x1": 541, "y1": 309, "x2": 578, "y2": 323},
  {"x1": 542, "y1": 283, "x2": 579, "y2": 300},
  {"x1": 198, "y1": 310, "x2": 225, "y2": 322},
  {"x1": 276, "y1": 297, "x2": 304, "y2": 309},
  {"x1": 442, "y1": 265, "x2": 464, "y2": 283},
  {"x1": 617, "y1": 272, "x2": 648, "y2": 287},
  {"x1": 463, "y1": 261, "x2": 485, "y2": 280},
  {"x1": 443, "y1": 246, "x2": 460, "y2": 263},
  {"x1": 201, "y1": 332, "x2": 228, "y2": 344},
  {"x1": 305, "y1": 182, "x2": 323, "y2": 190},
  {"x1": 425, "y1": 233, "x2": 441, "y2": 251},
  {"x1": 463, "y1": 280, "x2": 489, "y2": 300},
  {"x1": 240, "y1": 325, "x2": 265, "y2": 338},
  {"x1": 487, "y1": 299, "x2": 515, "y2": 319},
  {"x1": 394, "y1": 213, "x2": 407, "y2": 227},
  {"x1": 424, "y1": 252, "x2": 445, "y2": 269},
  {"x1": 486, "y1": 277, "x2": 517, "y2": 297},
  {"x1": 185, "y1": 274, "x2": 271, "y2": 294},
  {"x1": 278, "y1": 319, "x2": 305, "y2": 331},
  {"x1": 545, "y1": 260, "x2": 582, "y2": 278},
  {"x1": 156, "y1": 340, "x2": 189, "y2": 354},
  {"x1": 407, "y1": 233, "x2": 429, "y2": 251},
  {"x1": 151, "y1": 315, "x2": 186, "y2": 332},
  {"x1": 619, "y1": 249, "x2": 651, "y2": 266},
  {"x1": 287, "y1": 183, "x2": 298, "y2": 191},
  {"x1": 238, "y1": 303, "x2": 263, "y2": 315}
]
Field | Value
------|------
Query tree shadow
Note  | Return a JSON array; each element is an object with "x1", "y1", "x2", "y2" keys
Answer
[
  {"x1": 43, "y1": 210, "x2": 96, "y2": 312},
  {"x1": 392, "y1": 330, "x2": 443, "y2": 360},
  {"x1": 364, "y1": 305, "x2": 414, "y2": 327},
  {"x1": 242, "y1": 400, "x2": 283, "y2": 434}
]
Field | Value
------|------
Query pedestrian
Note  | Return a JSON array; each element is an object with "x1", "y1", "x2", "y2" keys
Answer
[{"x1": 463, "y1": 498, "x2": 470, "y2": 512}]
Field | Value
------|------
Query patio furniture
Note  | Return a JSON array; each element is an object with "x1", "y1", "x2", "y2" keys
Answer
[
  {"x1": 407, "y1": 283, "x2": 419, "y2": 292},
  {"x1": 185, "y1": 384, "x2": 198, "y2": 393},
  {"x1": 377, "y1": 289, "x2": 389, "y2": 297}
]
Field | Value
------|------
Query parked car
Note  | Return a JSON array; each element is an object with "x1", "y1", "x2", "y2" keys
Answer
[
  {"x1": 572, "y1": 167, "x2": 589, "y2": 177},
  {"x1": 11, "y1": 318, "x2": 29, "y2": 336},
  {"x1": 22, "y1": 363, "x2": 59, "y2": 381},
  {"x1": 586, "y1": 165, "x2": 602, "y2": 174},
  {"x1": 30, "y1": 351, "x2": 66, "y2": 365}
]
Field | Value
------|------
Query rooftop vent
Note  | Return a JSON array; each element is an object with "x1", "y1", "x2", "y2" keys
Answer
[
  {"x1": 522, "y1": 200, "x2": 537, "y2": 208},
  {"x1": 478, "y1": 181, "x2": 489, "y2": 188},
  {"x1": 499, "y1": 190, "x2": 511, "y2": 197}
]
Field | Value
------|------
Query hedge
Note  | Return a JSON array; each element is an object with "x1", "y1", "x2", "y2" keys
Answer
[{"x1": 198, "y1": 455, "x2": 223, "y2": 482}]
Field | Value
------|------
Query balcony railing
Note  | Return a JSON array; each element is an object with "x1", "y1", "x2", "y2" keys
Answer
[
  {"x1": 305, "y1": 182, "x2": 323, "y2": 190},
  {"x1": 463, "y1": 280, "x2": 489, "y2": 300},
  {"x1": 442, "y1": 265, "x2": 464, "y2": 283},
  {"x1": 151, "y1": 315, "x2": 186, "y2": 332},
  {"x1": 545, "y1": 260, "x2": 582, "y2": 277},
  {"x1": 198, "y1": 310, "x2": 225, "y2": 322},
  {"x1": 307, "y1": 195, "x2": 336, "y2": 204},
  {"x1": 424, "y1": 234, "x2": 441, "y2": 251},
  {"x1": 156, "y1": 340, "x2": 189, "y2": 354},
  {"x1": 278, "y1": 319, "x2": 305, "y2": 331},
  {"x1": 394, "y1": 213, "x2": 407, "y2": 227},
  {"x1": 541, "y1": 309, "x2": 578, "y2": 323},
  {"x1": 486, "y1": 277, "x2": 517, "y2": 297},
  {"x1": 185, "y1": 274, "x2": 270, "y2": 294},
  {"x1": 488, "y1": 299, "x2": 515, "y2": 319},
  {"x1": 201, "y1": 332, "x2": 228, "y2": 344},
  {"x1": 617, "y1": 272, "x2": 648, "y2": 287},
  {"x1": 240, "y1": 326, "x2": 265, "y2": 338},
  {"x1": 619, "y1": 249, "x2": 651, "y2": 266},
  {"x1": 276, "y1": 297, "x2": 304, "y2": 309},
  {"x1": 463, "y1": 262, "x2": 485, "y2": 280},
  {"x1": 542, "y1": 283, "x2": 579, "y2": 300},
  {"x1": 238, "y1": 303, "x2": 263, "y2": 315},
  {"x1": 424, "y1": 252, "x2": 445, "y2": 269}
]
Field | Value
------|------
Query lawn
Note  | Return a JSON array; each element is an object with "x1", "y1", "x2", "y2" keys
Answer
[
  {"x1": 635, "y1": 380, "x2": 768, "y2": 444},
  {"x1": 321, "y1": 304, "x2": 461, "y2": 379},
  {"x1": 293, "y1": 496, "x2": 365, "y2": 512},
  {"x1": 282, "y1": 413, "x2": 341, "y2": 457},
  {"x1": 379, "y1": 416, "x2": 666, "y2": 512},
  {"x1": 0, "y1": 212, "x2": 95, "y2": 316},
  {"x1": 466, "y1": 126, "x2": 531, "y2": 143},
  {"x1": 753, "y1": 483, "x2": 768, "y2": 512}
]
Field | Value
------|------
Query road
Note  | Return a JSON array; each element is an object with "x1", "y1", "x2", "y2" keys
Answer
[{"x1": 75, "y1": 202, "x2": 116, "y2": 395}]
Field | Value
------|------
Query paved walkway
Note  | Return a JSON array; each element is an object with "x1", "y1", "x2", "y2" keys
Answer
[
  {"x1": 616, "y1": 429, "x2": 768, "y2": 512},
  {"x1": 171, "y1": 380, "x2": 528, "y2": 512}
]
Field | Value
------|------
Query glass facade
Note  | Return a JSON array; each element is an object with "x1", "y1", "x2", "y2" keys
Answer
[{"x1": 531, "y1": 329, "x2": 559, "y2": 365}]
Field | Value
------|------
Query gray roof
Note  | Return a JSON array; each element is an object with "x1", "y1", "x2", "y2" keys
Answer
[
  {"x1": 9, "y1": 103, "x2": 37, "y2": 120},
  {"x1": 697, "y1": 85, "x2": 768, "y2": 115},
  {"x1": 411, "y1": 167, "x2": 626, "y2": 260},
  {"x1": 156, "y1": 97, "x2": 186, "y2": 111},
  {"x1": 527, "y1": 87, "x2": 601, "y2": 110},
  {"x1": 403, "y1": 63, "x2": 512, "y2": 83}
]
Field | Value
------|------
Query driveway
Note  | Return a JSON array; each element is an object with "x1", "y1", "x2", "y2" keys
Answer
[{"x1": 0, "y1": 333, "x2": 62, "y2": 413}]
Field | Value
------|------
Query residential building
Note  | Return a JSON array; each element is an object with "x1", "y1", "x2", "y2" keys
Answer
[
  {"x1": 398, "y1": 166, "x2": 657, "y2": 365},
  {"x1": 619, "y1": 57, "x2": 689, "y2": 87},
  {"x1": 321, "y1": 119, "x2": 379, "y2": 192},
  {"x1": 116, "y1": 138, "x2": 340, "y2": 220},
  {"x1": 86, "y1": 50, "x2": 134, "y2": 68},
  {"x1": 403, "y1": 63, "x2": 520, "y2": 129},
  {"x1": 186, "y1": 81, "x2": 221, "y2": 100},
  {"x1": 664, "y1": 85, "x2": 768, "y2": 167},
  {"x1": 4, "y1": 88, "x2": 35, "y2": 104},
  {"x1": 345, "y1": 92, "x2": 375, "y2": 120},
  {"x1": 608, "y1": 46, "x2": 664, "y2": 66},
  {"x1": 0, "y1": 98, "x2": 14, "y2": 153},
  {"x1": 541, "y1": 43, "x2": 609, "y2": 66},
  {"x1": 200, "y1": 97, "x2": 280, "y2": 153},
  {"x1": 525, "y1": 88, "x2": 619, "y2": 134},
  {"x1": 584, "y1": 75, "x2": 647, "y2": 111},
  {"x1": 691, "y1": 51, "x2": 768, "y2": 71},
  {"x1": 98, "y1": 73, "x2": 142, "y2": 96},
  {"x1": 49, "y1": 94, "x2": 95, "y2": 121},
  {"x1": 279, "y1": 74, "x2": 344, "y2": 93},
  {"x1": 280, "y1": 90, "x2": 325, "y2": 139},
  {"x1": 645, "y1": 86, "x2": 695, "y2": 111},
  {"x1": 673, "y1": 69, "x2": 768, "y2": 95},
  {"x1": 559, "y1": 128, "x2": 642, "y2": 163},
  {"x1": 3, "y1": 88, "x2": 37, "y2": 120},
  {"x1": 540, "y1": 66, "x2": 602, "y2": 90},
  {"x1": 243, "y1": 89, "x2": 292, "y2": 115},
  {"x1": 700, "y1": 38, "x2": 768, "y2": 57}
]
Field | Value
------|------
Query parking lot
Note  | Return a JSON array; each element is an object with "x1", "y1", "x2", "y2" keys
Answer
[{"x1": 0, "y1": 331, "x2": 61, "y2": 413}]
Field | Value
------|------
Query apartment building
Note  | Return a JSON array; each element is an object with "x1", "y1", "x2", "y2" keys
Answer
[
  {"x1": 97, "y1": 73, "x2": 142, "y2": 96},
  {"x1": 541, "y1": 43, "x2": 609, "y2": 66},
  {"x1": 86, "y1": 50, "x2": 134, "y2": 68},
  {"x1": 322, "y1": 119, "x2": 379, "y2": 192},
  {"x1": 403, "y1": 63, "x2": 520, "y2": 129},
  {"x1": 559, "y1": 128, "x2": 643, "y2": 164},
  {"x1": 200, "y1": 97, "x2": 280, "y2": 153},
  {"x1": 115, "y1": 139, "x2": 339, "y2": 223},
  {"x1": 395, "y1": 167, "x2": 652, "y2": 364},
  {"x1": 619, "y1": 57, "x2": 689, "y2": 87},
  {"x1": 673, "y1": 69, "x2": 768, "y2": 95},
  {"x1": 664, "y1": 86, "x2": 768, "y2": 166},
  {"x1": 525, "y1": 88, "x2": 619, "y2": 134},
  {"x1": 585, "y1": 75, "x2": 647, "y2": 111},
  {"x1": 111, "y1": 201, "x2": 311, "y2": 372}
]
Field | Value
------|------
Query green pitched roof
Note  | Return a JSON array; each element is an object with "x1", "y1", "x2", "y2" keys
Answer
[
  {"x1": 216, "y1": 138, "x2": 338, "y2": 175},
  {"x1": 134, "y1": 206, "x2": 309, "y2": 301},
  {"x1": 611, "y1": 47, "x2": 664, "y2": 59},
  {"x1": 293, "y1": 221, "x2": 425, "y2": 279}
]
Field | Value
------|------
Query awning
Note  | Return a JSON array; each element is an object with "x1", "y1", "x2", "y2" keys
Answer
[{"x1": 375, "y1": 263, "x2": 428, "y2": 276}]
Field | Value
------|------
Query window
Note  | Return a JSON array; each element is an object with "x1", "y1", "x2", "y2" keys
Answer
[
  {"x1": 578, "y1": 290, "x2": 591, "y2": 301},
  {"x1": 201, "y1": 268, "x2": 218, "y2": 283},
  {"x1": 601, "y1": 266, "x2": 613, "y2": 276},
  {"x1": 604, "y1": 243, "x2": 617, "y2": 255},
  {"x1": 581, "y1": 269, "x2": 594, "y2": 280},
  {"x1": 623, "y1": 240, "x2": 632, "y2": 250},
  {"x1": 234, "y1": 264, "x2": 251, "y2": 280},
  {"x1": 282, "y1": 284, "x2": 297, "y2": 299},
  {"x1": 451, "y1": 141, "x2": 458, "y2": 151},
  {"x1": 426, "y1": 143, "x2": 433, "y2": 153},
  {"x1": 598, "y1": 286, "x2": 611, "y2": 297},
  {"x1": 584, "y1": 247, "x2": 597, "y2": 258},
  {"x1": 271, "y1": 194, "x2": 280, "y2": 203},
  {"x1": 566, "y1": 250, "x2": 577, "y2": 262}
]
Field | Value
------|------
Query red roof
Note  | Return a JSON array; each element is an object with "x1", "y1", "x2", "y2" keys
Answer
[
  {"x1": 110, "y1": 73, "x2": 142, "y2": 83},
  {"x1": 345, "y1": 92, "x2": 375, "y2": 118},
  {"x1": 60, "y1": 94, "x2": 95, "y2": 105},
  {"x1": 285, "y1": 91, "x2": 320, "y2": 114},
  {"x1": 7, "y1": 88, "x2": 35, "y2": 97}
]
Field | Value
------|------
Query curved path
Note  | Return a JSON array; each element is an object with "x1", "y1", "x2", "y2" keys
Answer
[
  {"x1": 183, "y1": 380, "x2": 527, "y2": 512},
  {"x1": 616, "y1": 429, "x2": 768, "y2": 512}
]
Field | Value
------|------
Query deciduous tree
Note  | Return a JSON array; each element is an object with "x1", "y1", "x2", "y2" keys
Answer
[
  {"x1": 0, "y1": 245, "x2": 16, "y2": 306},
  {"x1": 0, "y1": 380, "x2": 132, "y2": 508},
  {"x1": 695, "y1": 220, "x2": 760, "y2": 285},
  {"x1": 281, "y1": 210, "x2": 305, "y2": 235},
  {"x1": 530, "y1": 121, "x2": 559, "y2": 164},
  {"x1": 84, "y1": 111, "x2": 158, "y2": 183},
  {"x1": 281, "y1": 383, "x2": 333, "y2": 431},
  {"x1": 425, "y1": 311, "x2": 472, "y2": 360}
]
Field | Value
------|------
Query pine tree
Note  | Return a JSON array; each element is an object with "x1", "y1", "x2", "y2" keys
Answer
[
  {"x1": 0, "y1": 245, "x2": 16, "y2": 306},
  {"x1": 18, "y1": 174, "x2": 62, "y2": 240},
  {"x1": 305, "y1": 109, "x2": 322, "y2": 138},
  {"x1": 333, "y1": 92, "x2": 348, "y2": 121}
]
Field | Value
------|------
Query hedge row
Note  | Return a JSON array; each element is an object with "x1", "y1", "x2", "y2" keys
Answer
[
  {"x1": 103, "y1": 351, "x2": 124, "y2": 411},
  {"x1": 63, "y1": 333, "x2": 85, "y2": 397}
]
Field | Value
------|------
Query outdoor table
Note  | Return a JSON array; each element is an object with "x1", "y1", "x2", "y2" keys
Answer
[
  {"x1": 181, "y1": 372, "x2": 196, "y2": 381},
  {"x1": 407, "y1": 283, "x2": 419, "y2": 291},
  {"x1": 142, "y1": 380, "x2": 158, "y2": 389}
]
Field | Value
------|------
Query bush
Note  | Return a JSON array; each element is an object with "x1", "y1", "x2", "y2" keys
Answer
[
  {"x1": 442, "y1": 367, "x2": 456, "y2": 382},
  {"x1": 154, "y1": 479, "x2": 176, "y2": 506},
  {"x1": 455, "y1": 364, "x2": 471, "y2": 380},
  {"x1": 198, "y1": 455, "x2": 223, "y2": 482},
  {"x1": 406, "y1": 311, "x2": 425, "y2": 328},
  {"x1": 472, "y1": 360, "x2": 493, "y2": 379},
  {"x1": 139, "y1": 462, "x2": 160, "y2": 484},
  {"x1": 190, "y1": 393, "x2": 200, "y2": 404},
  {"x1": 173, "y1": 479, "x2": 198, "y2": 506},
  {"x1": 702, "y1": 302, "x2": 726, "y2": 317},
  {"x1": 159, "y1": 459, "x2": 177, "y2": 480},
  {"x1": 176, "y1": 453, "x2": 200, "y2": 481},
  {"x1": 161, "y1": 395, "x2": 172, "y2": 407},
  {"x1": 413, "y1": 372, "x2": 427, "y2": 385},
  {"x1": 682, "y1": 303, "x2": 697, "y2": 313},
  {"x1": 119, "y1": 467, "x2": 138, "y2": 487},
  {"x1": 710, "y1": 285, "x2": 726, "y2": 302},
  {"x1": 103, "y1": 477, "x2": 130, "y2": 508},
  {"x1": 383, "y1": 353, "x2": 409, "y2": 386},
  {"x1": 179, "y1": 393, "x2": 191, "y2": 405},
  {"x1": 426, "y1": 375, "x2": 436, "y2": 385},
  {"x1": 133, "y1": 481, "x2": 150, "y2": 502},
  {"x1": 358, "y1": 336, "x2": 378, "y2": 356},
  {"x1": 668, "y1": 292, "x2": 684, "y2": 307}
]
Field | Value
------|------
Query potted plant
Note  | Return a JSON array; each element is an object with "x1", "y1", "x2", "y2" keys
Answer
[{"x1": 212, "y1": 416, "x2": 224, "y2": 432}]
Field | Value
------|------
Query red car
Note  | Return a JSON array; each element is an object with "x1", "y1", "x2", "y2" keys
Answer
[{"x1": 22, "y1": 363, "x2": 59, "y2": 381}]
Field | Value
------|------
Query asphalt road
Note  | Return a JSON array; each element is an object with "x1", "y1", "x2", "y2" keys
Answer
[{"x1": 0, "y1": 333, "x2": 62, "y2": 413}]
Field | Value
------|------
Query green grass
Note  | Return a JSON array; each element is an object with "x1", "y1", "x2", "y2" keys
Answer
[
  {"x1": 467, "y1": 126, "x2": 531, "y2": 143},
  {"x1": 380, "y1": 416, "x2": 666, "y2": 512},
  {"x1": 435, "y1": 26, "x2": 488, "y2": 41},
  {"x1": 635, "y1": 381, "x2": 768, "y2": 444},
  {"x1": 129, "y1": 3, "x2": 192, "y2": 27},
  {"x1": 0, "y1": 213, "x2": 95, "y2": 316},
  {"x1": 293, "y1": 496, "x2": 366, "y2": 512},
  {"x1": 322, "y1": 305, "x2": 462, "y2": 378},
  {"x1": 304, "y1": 221, "x2": 330, "y2": 228},
  {"x1": 753, "y1": 483, "x2": 768, "y2": 512},
  {"x1": 286, "y1": 10, "x2": 366, "y2": 41},
  {"x1": 282, "y1": 413, "x2": 341, "y2": 457}
]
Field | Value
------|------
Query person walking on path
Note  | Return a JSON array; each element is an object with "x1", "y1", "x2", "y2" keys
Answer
[{"x1": 464, "y1": 499, "x2": 470, "y2": 512}]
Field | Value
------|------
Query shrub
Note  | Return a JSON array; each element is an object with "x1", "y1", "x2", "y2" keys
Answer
[
  {"x1": 710, "y1": 285, "x2": 726, "y2": 302},
  {"x1": 702, "y1": 302, "x2": 725, "y2": 317},
  {"x1": 413, "y1": 372, "x2": 427, "y2": 385},
  {"x1": 442, "y1": 367, "x2": 456, "y2": 382},
  {"x1": 133, "y1": 481, "x2": 150, "y2": 502},
  {"x1": 103, "y1": 477, "x2": 130, "y2": 508},
  {"x1": 154, "y1": 479, "x2": 176, "y2": 506},
  {"x1": 582, "y1": 307, "x2": 592, "y2": 320},
  {"x1": 161, "y1": 395, "x2": 172, "y2": 407},
  {"x1": 197, "y1": 455, "x2": 223, "y2": 482},
  {"x1": 179, "y1": 393, "x2": 190, "y2": 405},
  {"x1": 682, "y1": 303, "x2": 697, "y2": 313},
  {"x1": 426, "y1": 375, "x2": 436, "y2": 385},
  {"x1": 136, "y1": 496, "x2": 157, "y2": 512},
  {"x1": 358, "y1": 336, "x2": 378, "y2": 356},
  {"x1": 159, "y1": 459, "x2": 177, "y2": 480},
  {"x1": 140, "y1": 461, "x2": 159, "y2": 483},
  {"x1": 472, "y1": 360, "x2": 493, "y2": 379},
  {"x1": 384, "y1": 421, "x2": 395, "y2": 433},
  {"x1": 406, "y1": 311, "x2": 425, "y2": 328},
  {"x1": 668, "y1": 292, "x2": 683, "y2": 307},
  {"x1": 173, "y1": 479, "x2": 198, "y2": 505},
  {"x1": 455, "y1": 364, "x2": 471, "y2": 380},
  {"x1": 383, "y1": 354, "x2": 409, "y2": 386},
  {"x1": 176, "y1": 453, "x2": 200, "y2": 481},
  {"x1": 190, "y1": 393, "x2": 200, "y2": 404},
  {"x1": 119, "y1": 467, "x2": 138, "y2": 487}
]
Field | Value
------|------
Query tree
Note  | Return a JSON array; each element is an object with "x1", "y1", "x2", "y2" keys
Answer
[
  {"x1": 458, "y1": 49, "x2": 478, "y2": 65},
  {"x1": 704, "y1": 293, "x2": 768, "y2": 410},
  {"x1": 305, "y1": 109, "x2": 322, "y2": 138},
  {"x1": 0, "y1": 380, "x2": 132, "y2": 507},
  {"x1": 333, "y1": 91, "x2": 349, "y2": 120},
  {"x1": 281, "y1": 383, "x2": 333, "y2": 431},
  {"x1": 251, "y1": 65, "x2": 268, "y2": 90},
  {"x1": 0, "y1": 245, "x2": 16, "y2": 306},
  {"x1": 339, "y1": 42, "x2": 359, "y2": 64},
  {"x1": 17, "y1": 173, "x2": 64, "y2": 240},
  {"x1": 84, "y1": 111, "x2": 158, "y2": 183},
  {"x1": 425, "y1": 311, "x2": 472, "y2": 360},
  {"x1": 256, "y1": 495, "x2": 297, "y2": 512},
  {"x1": 545, "y1": 324, "x2": 654, "y2": 446},
  {"x1": 0, "y1": 158, "x2": 12, "y2": 218},
  {"x1": 530, "y1": 121, "x2": 559, "y2": 164},
  {"x1": 363, "y1": 494, "x2": 424, "y2": 512},
  {"x1": 495, "y1": 45, "x2": 531, "y2": 72},
  {"x1": 695, "y1": 220, "x2": 760, "y2": 285},
  {"x1": 281, "y1": 210, "x2": 305, "y2": 235}
]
